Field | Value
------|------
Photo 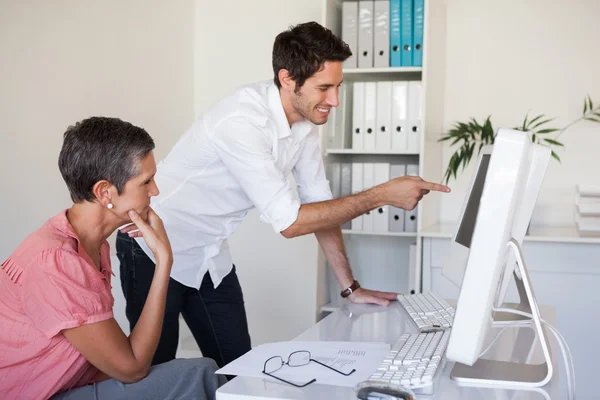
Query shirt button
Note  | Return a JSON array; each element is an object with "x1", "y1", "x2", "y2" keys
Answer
[{"x1": 78, "y1": 319, "x2": 86, "y2": 326}]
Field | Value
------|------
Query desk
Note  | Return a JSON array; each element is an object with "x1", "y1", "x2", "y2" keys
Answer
[{"x1": 217, "y1": 302, "x2": 566, "y2": 399}]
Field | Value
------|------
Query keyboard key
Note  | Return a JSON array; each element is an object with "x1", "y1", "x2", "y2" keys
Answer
[
  {"x1": 398, "y1": 292, "x2": 456, "y2": 331},
  {"x1": 377, "y1": 331, "x2": 448, "y2": 389}
]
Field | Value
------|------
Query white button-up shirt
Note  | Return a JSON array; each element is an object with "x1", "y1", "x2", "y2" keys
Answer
[{"x1": 136, "y1": 81, "x2": 333, "y2": 289}]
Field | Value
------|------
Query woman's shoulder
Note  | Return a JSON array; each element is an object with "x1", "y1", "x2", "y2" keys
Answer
[{"x1": 2, "y1": 211, "x2": 81, "y2": 283}]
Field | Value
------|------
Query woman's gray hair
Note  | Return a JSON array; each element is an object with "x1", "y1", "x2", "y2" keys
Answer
[{"x1": 58, "y1": 117, "x2": 155, "y2": 203}]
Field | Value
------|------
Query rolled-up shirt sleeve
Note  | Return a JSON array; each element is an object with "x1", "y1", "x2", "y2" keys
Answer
[
  {"x1": 211, "y1": 117, "x2": 300, "y2": 233},
  {"x1": 293, "y1": 130, "x2": 334, "y2": 204}
]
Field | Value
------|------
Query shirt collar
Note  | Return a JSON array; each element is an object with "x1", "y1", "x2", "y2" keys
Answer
[
  {"x1": 267, "y1": 83, "x2": 315, "y2": 141},
  {"x1": 49, "y1": 209, "x2": 114, "y2": 278}
]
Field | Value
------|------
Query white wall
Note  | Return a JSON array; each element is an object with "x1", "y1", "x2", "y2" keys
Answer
[
  {"x1": 439, "y1": 0, "x2": 600, "y2": 227},
  {"x1": 194, "y1": 0, "x2": 324, "y2": 346},
  {"x1": 0, "y1": 0, "x2": 195, "y2": 260}
]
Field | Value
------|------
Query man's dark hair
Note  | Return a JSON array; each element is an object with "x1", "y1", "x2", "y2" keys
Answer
[
  {"x1": 58, "y1": 116, "x2": 155, "y2": 203},
  {"x1": 272, "y1": 21, "x2": 352, "y2": 91}
]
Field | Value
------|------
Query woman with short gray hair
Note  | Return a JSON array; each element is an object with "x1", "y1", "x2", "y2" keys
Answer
[{"x1": 0, "y1": 117, "x2": 225, "y2": 400}]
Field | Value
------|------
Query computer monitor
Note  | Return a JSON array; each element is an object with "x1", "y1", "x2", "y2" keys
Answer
[
  {"x1": 444, "y1": 129, "x2": 553, "y2": 387},
  {"x1": 442, "y1": 138, "x2": 551, "y2": 310}
]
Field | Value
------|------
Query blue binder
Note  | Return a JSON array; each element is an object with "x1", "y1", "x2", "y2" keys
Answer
[
  {"x1": 412, "y1": 0, "x2": 424, "y2": 66},
  {"x1": 390, "y1": 0, "x2": 401, "y2": 67},
  {"x1": 400, "y1": 0, "x2": 413, "y2": 66}
]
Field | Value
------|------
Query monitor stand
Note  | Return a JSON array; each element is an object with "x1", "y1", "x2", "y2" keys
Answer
[
  {"x1": 493, "y1": 268, "x2": 532, "y2": 322},
  {"x1": 450, "y1": 238, "x2": 553, "y2": 388}
]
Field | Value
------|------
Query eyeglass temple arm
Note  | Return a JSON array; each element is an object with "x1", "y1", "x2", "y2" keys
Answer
[
  {"x1": 310, "y1": 358, "x2": 356, "y2": 376},
  {"x1": 262, "y1": 372, "x2": 316, "y2": 388}
]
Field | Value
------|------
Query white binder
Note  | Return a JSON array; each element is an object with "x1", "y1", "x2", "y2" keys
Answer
[
  {"x1": 375, "y1": 81, "x2": 392, "y2": 151},
  {"x1": 333, "y1": 84, "x2": 352, "y2": 149},
  {"x1": 351, "y1": 163, "x2": 364, "y2": 230},
  {"x1": 326, "y1": 95, "x2": 339, "y2": 149},
  {"x1": 362, "y1": 163, "x2": 374, "y2": 232},
  {"x1": 404, "y1": 164, "x2": 419, "y2": 232},
  {"x1": 352, "y1": 82, "x2": 365, "y2": 150},
  {"x1": 341, "y1": 163, "x2": 352, "y2": 229},
  {"x1": 342, "y1": 1, "x2": 359, "y2": 69},
  {"x1": 408, "y1": 243, "x2": 417, "y2": 294},
  {"x1": 407, "y1": 81, "x2": 423, "y2": 153},
  {"x1": 358, "y1": 0, "x2": 374, "y2": 68},
  {"x1": 373, "y1": 0, "x2": 390, "y2": 68},
  {"x1": 373, "y1": 163, "x2": 390, "y2": 232},
  {"x1": 391, "y1": 81, "x2": 408, "y2": 152},
  {"x1": 328, "y1": 162, "x2": 341, "y2": 199},
  {"x1": 363, "y1": 82, "x2": 377, "y2": 151},
  {"x1": 388, "y1": 164, "x2": 406, "y2": 232}
]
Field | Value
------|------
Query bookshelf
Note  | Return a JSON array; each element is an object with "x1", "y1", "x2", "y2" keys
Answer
[{"x1": 317, "y1": 0, "x2": 448, "y2": 314}]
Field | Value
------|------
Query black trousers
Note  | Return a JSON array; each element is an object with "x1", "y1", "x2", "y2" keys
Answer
[{"x1": 116, "y1": 232, "x2": 252, "y2": 368}]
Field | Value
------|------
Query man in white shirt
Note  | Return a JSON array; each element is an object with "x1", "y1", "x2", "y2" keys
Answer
[{"x1": 117, "y1": 22, "x2": 450, "y2": 369}]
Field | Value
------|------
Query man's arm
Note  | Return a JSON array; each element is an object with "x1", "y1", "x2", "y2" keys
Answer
[
  {"x1": 315, "y1": 226, "x2": 398, "y2": 306},
  {"x1": 282, "y1": 176, "x2": 450, "y2": 239}
]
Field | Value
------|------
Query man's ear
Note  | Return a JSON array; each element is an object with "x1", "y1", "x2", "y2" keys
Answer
[{"x1": 278, "y1": 69, "x2": 296, "y2": 93}]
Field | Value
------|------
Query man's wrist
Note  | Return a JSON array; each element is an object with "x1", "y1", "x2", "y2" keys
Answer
[
  {"x1": 366, "y1": 185, "x2": 386, "y2": 210},
  {"x1": 340, "y1": 280, "x2": 360, "y2": 298}
]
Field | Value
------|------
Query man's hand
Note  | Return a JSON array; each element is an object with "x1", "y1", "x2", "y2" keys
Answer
[
  {"x1": 348, "y1": 288, "x2": 398, "y2": 306},
  {"x1": 378, "y1": 176, "x2": 450, "y2": 211}
]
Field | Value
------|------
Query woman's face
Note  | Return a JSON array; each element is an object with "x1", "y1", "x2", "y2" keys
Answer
[{"x1": 112, "y1": 151, "x2": 159, "y2": 222}]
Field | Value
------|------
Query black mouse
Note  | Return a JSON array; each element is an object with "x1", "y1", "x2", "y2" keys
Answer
[{"x1": 355, "y1": 381, "x2": 416, "y2": 400}]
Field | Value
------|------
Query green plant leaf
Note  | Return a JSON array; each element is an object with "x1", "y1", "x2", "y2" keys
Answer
[
  {"x1": 446, "y1": 150, "x2": 462, "y2": 183},
  {"x1": 584, "y1": 96, "x2": 589, "y2": 114},
  {"x1": 543, "y1": 138, "x2": 564, "y2": 147},
  {"x1": 551, "y1": 150, "x2": 561, "y2": 162},
  {"x1": 536, "y1": 128, "x2": 559, "y2": 134},
  {"x1": 585, "y1": 117, "x2": 600, "y2": 123},
  {"x1": 452, "y1": 153, "x2": 460, "y2": 178},
  {"x1": 522, "y1": 113, "x2": 528, "y2": 131},
  {"x1": 450, "y1": 137, "x2": 463, "y2": 146},
  {"x1": 531, "y1": 117, "x2": 554, "y2": 130},
  {"x1": 588, "y1": 95, "x2": 593, "y2": 112},
  {"x1": 482, "y1": 116, "x2": 494, "y2": 143},
  {"x1": 526, "y1": 114, "x2": 544, "y2": 128},
  {"x1": 532, "y1": 133, "x2": 537, "y2": 142},
  {"x1": 466, "y1": 142, "x2": 475, "y2": 165}
]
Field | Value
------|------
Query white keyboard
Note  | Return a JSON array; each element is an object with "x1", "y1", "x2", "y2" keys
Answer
[
  {"x1": 398, "y1": 292, "x2": 455, "y2": 330},
  {"x1": 370, "y1": 330, "x2": 451, "y2": 388}
]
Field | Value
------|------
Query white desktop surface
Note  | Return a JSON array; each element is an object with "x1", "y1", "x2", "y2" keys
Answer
[{"x1": 216, "y1": 301, "x2": 564, "y2": 400}]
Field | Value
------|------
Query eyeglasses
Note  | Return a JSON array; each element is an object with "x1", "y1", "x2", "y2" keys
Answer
[{"x1": 262, "y1": 350, "x2": 356, "y2": 388}]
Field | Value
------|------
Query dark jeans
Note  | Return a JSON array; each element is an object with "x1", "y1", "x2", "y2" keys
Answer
[{"x1": 116, "y1": 232, "x2": 252, "y2": 368}]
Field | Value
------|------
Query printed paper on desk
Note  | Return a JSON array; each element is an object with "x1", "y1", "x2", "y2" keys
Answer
[{"x1": 215, "y1": 341, "x2": 390, "y2": 388}]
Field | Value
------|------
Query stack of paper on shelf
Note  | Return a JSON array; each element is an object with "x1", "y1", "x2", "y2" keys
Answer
[{"x1": 575, "y1": 184, "x2": 600, "y2": 236}]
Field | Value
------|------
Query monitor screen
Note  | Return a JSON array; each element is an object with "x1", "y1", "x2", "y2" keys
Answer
[{"x1": 455, "y1": 154, "x2": 491, "y2": 248}]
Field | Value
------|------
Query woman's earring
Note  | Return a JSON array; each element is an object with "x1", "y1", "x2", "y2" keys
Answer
[{"x1": 107, "y1": 203, "x2": 114, "y2": 209}]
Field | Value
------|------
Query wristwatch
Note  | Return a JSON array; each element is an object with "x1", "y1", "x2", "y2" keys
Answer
[{"x1": 341, "y1": 280, "x2": 361, "y2": 298}]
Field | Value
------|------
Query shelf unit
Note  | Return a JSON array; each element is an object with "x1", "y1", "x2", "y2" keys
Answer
[
  {"x1": 326, "y1": 149, "x2": 419, "y2": 155},
  {"x1": 343, "y1": 67, "x2": 423, "y2": 74},
  {"x1": 317, "y1": 0, "x2": 448, "y2": 315},
  {"x1": 341, "y1": 229, "x2": 417, "y2": 238}
]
